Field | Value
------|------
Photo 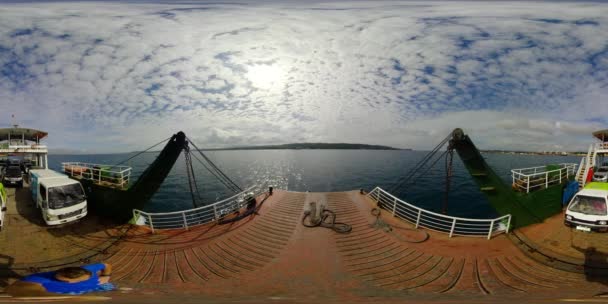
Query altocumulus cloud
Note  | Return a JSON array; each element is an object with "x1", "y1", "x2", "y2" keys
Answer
[{"x1": 0, "y1": 1, "x2": 607, "y2": 152}]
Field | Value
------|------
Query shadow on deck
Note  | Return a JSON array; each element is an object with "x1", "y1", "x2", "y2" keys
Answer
[{"x1": 2, "y1": 189, "x2": 608, "y2": 302}]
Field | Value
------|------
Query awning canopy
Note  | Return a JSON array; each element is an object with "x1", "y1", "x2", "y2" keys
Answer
[
  {"x1": 593, "y1": 129, "x2": 608, "y2": 142},
  {"x1": 0, "y1": 127, "x2": 48, "y2": 142}
]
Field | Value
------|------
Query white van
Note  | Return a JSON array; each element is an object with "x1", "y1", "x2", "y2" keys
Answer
[
  {"x1": 565, "y1": 182, "x2": 608, "y2": 232},
  {"x1": 29, "y1": 169, "x2": 87, "y2": 225}
]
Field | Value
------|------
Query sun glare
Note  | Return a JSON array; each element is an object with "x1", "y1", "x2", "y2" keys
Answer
[{"x1": 246, "y1": 64, "x2": 284, "y2": 90}]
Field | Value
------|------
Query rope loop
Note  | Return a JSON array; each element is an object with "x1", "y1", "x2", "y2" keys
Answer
[{"x1": 302, "y1": 207, "x2": 352, "y2": 234}]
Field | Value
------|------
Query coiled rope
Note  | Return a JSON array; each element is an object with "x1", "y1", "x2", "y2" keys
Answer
[
  {"x1": 370, "y1": 207, "x2": 429, "y2": 243},
  {"x1": 302, "y1": 204, "x2": 352, "y2": 234}
]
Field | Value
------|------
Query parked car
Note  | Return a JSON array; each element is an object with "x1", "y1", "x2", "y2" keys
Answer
[
  {"x1": 593, "y1": 166, "x2": 608, "y2": 182},
  {"x1": 2, "y1": 165, "x2": 24, "y2": 188}
]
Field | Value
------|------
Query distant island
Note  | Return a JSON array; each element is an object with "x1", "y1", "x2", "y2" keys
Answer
[
  {"x1": 480, "y1": 149, "x2": 586, "y2": 156},
  {"x1": 49, "y1": 143, "x2": 408, "y2": 155},
  {"x1": 204, "y1": 143, "x2": 404, "y2": 151}
]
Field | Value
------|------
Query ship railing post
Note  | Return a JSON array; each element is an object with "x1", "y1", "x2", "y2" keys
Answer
[
  {"x1": 526, "y1": 176, "x2": 530, "y2": 193},
  {"x1": 487, "y1": 219, "x2": 495, "y2": 240},
  {"x1": 182, "y1": 212, "x2": 188, "y2": 230},
  {"x1": 148, "y1": 214, "x2": 155, "y2": 234},
  {"x1": 506, "y1": 216, "x2": 512, "y2": 233},
  {"x1": 559, "y1": 168, "x2": 562, "y2": 184},
  {"x1": 392, "y1": 197, "x2": 397, "y2": 217},
  {"x1": 415, "y1": 210, "x2": 421, "y2": 228},
  {"x1": 512, "y1": 174, "x2": 515, "y2": 189},
  {"x1": 213, "y1": 205, "x2": 219, "y2": 221},
  {"x1": 545, "y1": 172, "x2": 549, "y2": 189},
  {"x1": 449, "y1": 218, "x2": 456, "y2": 238}
]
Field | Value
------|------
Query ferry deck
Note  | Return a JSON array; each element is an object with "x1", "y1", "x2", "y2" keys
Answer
[{"x1": 1, "y1": 182, "x2": 608, "y2": 303}]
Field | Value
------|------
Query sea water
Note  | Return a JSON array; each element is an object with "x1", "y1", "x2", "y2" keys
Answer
[{"x1": 48, "y1": 151, "x2": 581, "y2": 218}]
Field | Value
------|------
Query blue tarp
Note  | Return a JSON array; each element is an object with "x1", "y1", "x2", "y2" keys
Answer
[
  {"x1": 21, "y1": 263, "x2": 115, "y2": 295},
  {"x1": 563, "y1": 181, "x2": 579, "y2": 206}
]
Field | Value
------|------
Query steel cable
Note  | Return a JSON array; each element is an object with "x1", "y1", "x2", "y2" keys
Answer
[
  {"x1": 388, "y1": 134, "x2": 451, "y2": 193},
  {"x1": 113, "y1": 136, "x2": 172, "y2": 167},
  {"x1": 189, "y1": 151, "x2": 241, "y2": 193},
  {"x1": 187, "y1": 138, "x2": 242, "y2": 193}
]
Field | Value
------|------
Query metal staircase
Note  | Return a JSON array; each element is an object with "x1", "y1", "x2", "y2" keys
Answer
[{"x1": 575, "y1": 144, "x2": 597, "y2": 188}]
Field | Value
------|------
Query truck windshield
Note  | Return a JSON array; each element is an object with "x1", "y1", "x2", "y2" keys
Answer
[
  {"x1": 48, "y1": 183, "x2": 86, "y2": 209},
  {"x1": 6, "y1": 167, "x2": 21, "y2": 177},
  {"x1": 568, "y1": 195, "x2": 607, "y2": 216}
]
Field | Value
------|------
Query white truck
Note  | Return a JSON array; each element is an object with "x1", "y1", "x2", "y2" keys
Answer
[
  {"x1": 29, "y1": 169, "x2": 87, "y2": 225},
  {"x1": 565, "y1": 182, "x2": 608, "y2": 232}
]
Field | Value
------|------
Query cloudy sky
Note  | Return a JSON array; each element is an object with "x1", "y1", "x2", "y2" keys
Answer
[{"x1": 1, "y1": 0, "x2": 607, "y2": 153}]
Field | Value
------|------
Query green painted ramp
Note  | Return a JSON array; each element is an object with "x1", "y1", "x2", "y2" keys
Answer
[{"x1": 450, "y1": 129, "x2": 566, "y2": 229}]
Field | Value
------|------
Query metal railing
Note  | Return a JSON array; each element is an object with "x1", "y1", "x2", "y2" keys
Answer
[
  {"x1": 596, "y1": 142, "x2": 608, "y2": 151},
  {"x1": 62, "y1": 162, "x2": 132, "y2": 189},
  {"x1": 0, "y1": 187, "x2": 5, "y2": 230},
  {"x1": 576, "y1": 157, "x2": 586, "y2": 185},
  {"x1": 511, "y1": 163, "x2": 577, "y2": 193},
  {"x1": 367, "y1": 187, "x2": 511, "y2": 239},
  {"x1": 576, "y1": 145, "x2": 594, "y2": 188},
  {"x1": 2, "y1": 144, "x2": 47, "y2": 149},
  {"x1": 132, "y1": 184, "x2": 268, "y2": 232},
  {"x1": 0, "y1": 204, "x2": 4, "y2": 231}
]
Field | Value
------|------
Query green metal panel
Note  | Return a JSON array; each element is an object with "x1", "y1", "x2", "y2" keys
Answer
[
  {"x1": 82, "y1": 132, "x2": 188, "y2": 223},
  {"x1": 0, "y1": 183, "x2": 6, "y2": 205},
  {"x1": 450, "y1": 129, "x2": 567, "y2": 229},
  {"x1": 584, "y1": 182, "x2": 608, "y2": 191}
]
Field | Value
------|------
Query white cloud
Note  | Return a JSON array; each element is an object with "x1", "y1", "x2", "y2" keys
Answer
[{"x1": 0, "y1": 1, "x2": 606, "y2": 152}]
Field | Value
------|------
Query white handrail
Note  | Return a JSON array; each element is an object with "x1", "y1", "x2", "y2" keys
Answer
[
  {"x1": 596, "y1": 142, "x2": 608, "y2": 151},
  {"x1": 575, "y1": 157, "x2": 585, "y2": 185},
  {"x1": 61, "y1": 162, "x2": 132, "y2": 189},
  {"x1": 0, "y1": 203, "x2": 4, "y2": 231},
  {"x1": 133, "y1": 183, "x2": 268, "y2": 231},
  {"x1": 511, "y1": 163, "x2": 577, "y2": 193},
  {"x1": 367, "y1": 187, "x2": 511, "y2": 239},
  {"x1": 581, "y1": 145, "x2": 594, "y2": 188}
]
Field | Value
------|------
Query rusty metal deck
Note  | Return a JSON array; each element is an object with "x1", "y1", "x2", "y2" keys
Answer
[{"x1": 1, "y1": 187, "x2": 608, "y2": 302}]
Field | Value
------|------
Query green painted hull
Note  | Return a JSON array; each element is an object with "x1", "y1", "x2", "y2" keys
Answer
[
  {"x1": 81, "y1": 132, "x2": 187, "y2": 223},
  {"x1": 450, "y1": 129, "x2": 568, "y2": 229},
  {"x1": 516, "y1": 184, "x2": 565, "y2": 222}
]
